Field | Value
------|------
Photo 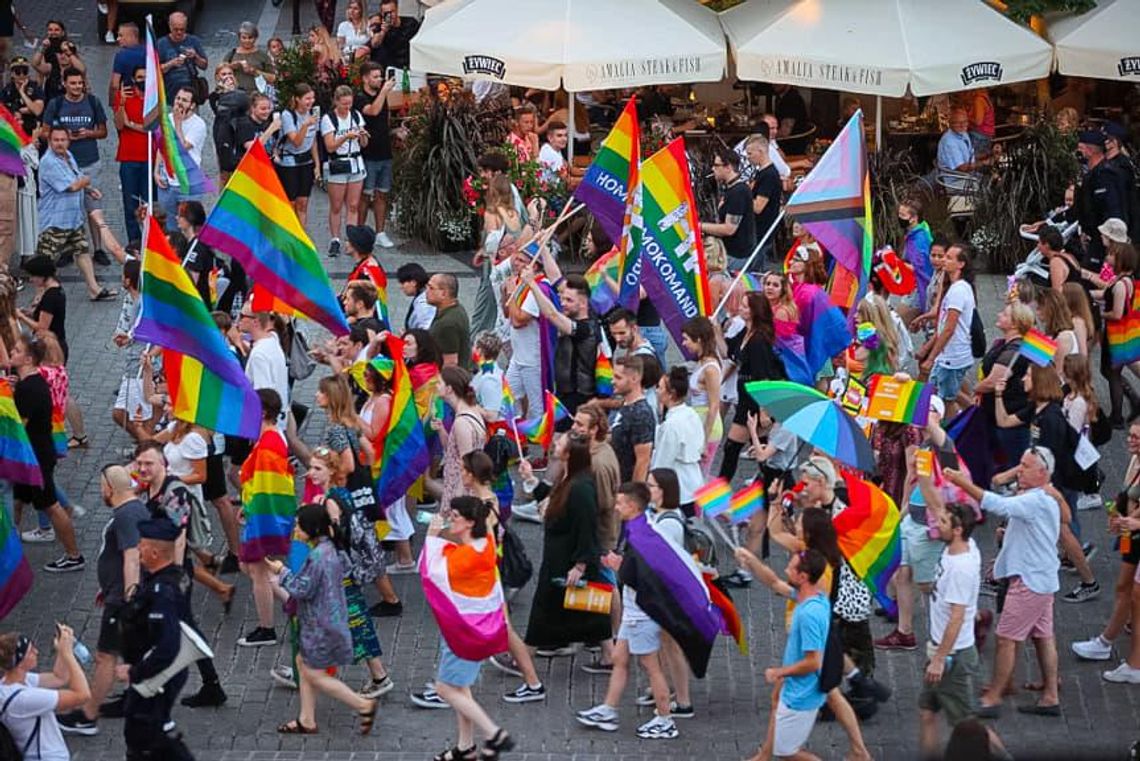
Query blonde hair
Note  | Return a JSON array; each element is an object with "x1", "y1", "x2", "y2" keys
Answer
[
  {"x1": 1036, "y1": 288, "x2": 1073, "y2": 336},
  {"x1": 1007, "y1": 301, "x2": 1036, "y2": 335},
  {"x1": 319, "y1": 374, "x2": 362, "y2": 430},
  {"x1": 703, "y1": 236, "x2": 726, "y2": 273},
  {"x1": 1063, "y1": 282, "x2": 1097, "y2": 345},
  {"x1": 310, "y1": 446, "x2": 347, "y2": 483}
]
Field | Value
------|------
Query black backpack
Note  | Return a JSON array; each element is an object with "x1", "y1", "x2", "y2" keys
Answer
[
  {"x1": 484, "y1": 432, "x2": 514, "y2": 477},
  {"x1": 970, "y1": 308, "x2": 987, "y2": 359}
]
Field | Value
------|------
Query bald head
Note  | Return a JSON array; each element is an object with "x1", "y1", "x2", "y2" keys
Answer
[
  {"x1": 168, "y1": 12, "x2": 189, "y2": 35},
  {"x1": 101, "y1": 464, "x2": 136, "y2": 507}
]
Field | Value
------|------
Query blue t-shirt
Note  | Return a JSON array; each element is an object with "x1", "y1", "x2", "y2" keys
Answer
[
  {"x1": 781, "y1": 592, "x2": 830, "y2": 711},
  {"x1": 42, "y1": 94, "x2": 107, "y2": 168},
  {"x1": 113, "y1": 44, "x2": 147, "y2": 82},
  {"x1": 156, "y1": 35, "x2": 206, "y2": 93}
]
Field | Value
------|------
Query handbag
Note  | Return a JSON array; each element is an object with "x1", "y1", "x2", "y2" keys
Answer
[
  {"x1": 491, "y1": 506, "x2": 532, "y2": 590},
  {"x1": 328, "y1": 157, "x2": 355, "y2": 175},
  {"x1": 562, "y1": 582, "x2": 613, "y2": 614},
  {"x1": 1107, "y1": 277, "x2": 1140, "y2": 367},
  {"x1": 288, "y1": 324, "x2": 316, "y2": 381},
  {"x1": 345, "y1": 434, "x2": 384, "y2": 523}
]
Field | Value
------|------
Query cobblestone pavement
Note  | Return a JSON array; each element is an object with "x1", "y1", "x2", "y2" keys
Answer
[{"x1": 2, "y1": 2, "x2": 1139, "y2": 759}]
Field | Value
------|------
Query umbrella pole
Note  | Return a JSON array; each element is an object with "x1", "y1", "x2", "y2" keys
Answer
[
  {"x1": 567, "y1": 90, "x2": 575, "y2": 163},
  {"x1": 875, "y1": 95, "x2": 883, "y2": 153},
  {"x1": 713, "y1": 209, "x2": 785, "y2": 319}
]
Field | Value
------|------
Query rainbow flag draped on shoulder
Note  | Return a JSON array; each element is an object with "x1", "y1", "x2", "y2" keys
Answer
[
  {"x1": 239, "y1": 427, "x2": 296, "y2": 561},
  {"x1": 134, "y1": 220, "x2": 262, "y2": 439},
  {"x1": 199, "y1": 141, "x2": 350, "y2": 337},
  {"x1": 638, "y1": 138, "x2": 711, "y2": 356},
  {"x1": 784, "y1": 111, "x2": 872, "y2": 326},
  {"x1": 0, "y1": 380, "x2": 42, "y2": 486},
  {"x1": 144, "y1": 20, "x2": 212, "y2": 196},
  {"x1": 374, "y1": 335, "x2": 431, "y2": 508},
  {"x1": 0, "y1": 104, "x2": 30, "y2": 178},
  {"x1": 834, "y1": 470, "x2": 902, "y2": 616},
  {"x1": 573, "y1": 97, "x2": 640, "y2": 245}
]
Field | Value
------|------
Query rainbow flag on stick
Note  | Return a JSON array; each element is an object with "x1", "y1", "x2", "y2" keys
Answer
[
  {"x1": 144, "y1": 20, "x2": 212, "y2": 195},
  {"x1": 0, "y1": 380, "x2": 42, "y2": 486},
  {"x1": 374, "y1": 335, "x2": 431, "y2": 508},
  {"x1": 199, "y1": 140, "x2": 349, "y2": 337},
  {"x1": 727, "y1": 481, "x2": 765, "y2": 524},
  {"x1": 705, "y1": 572, "x2": 747, "y2": 654},
  {"x1": 638, "y1": 138, "x2": 712, "y2": 357},
  {"x1": 693, "y1": 478, "x2": 731, "y2": 518},
  {"x1": 574, "y1": 97, "x2": 640, "y2": 245},
  {"x1": 239, "y1": 427, "x2": 295, "y2": 561},
  {"x1": 135, "y1": 219, "x2": 262, "y2": 439},
  {"x1": 0, "y1": 104, "x2": 30, "y2": 177},
  {"x1": 515, "y1": 390, "x2": 568, "y2": 451},
  {"x1": 1018, "y1": 328, "x2": 1058, "y2": 367},
  {"x1": 0, "y1": 488, "x2": 32, "y2": 620},
  {"x1": 584, "y1": 247, "x2": 622, "y2": 315},
  {"x1": 595, "y1": 333, "x2": 614, "y2": 397},
  {"x1": 834, "y1": 471, "x2": 902, "y2": 615},
  {"x1": 250, "y1": 282, "x2": 305, "y2": 320}
]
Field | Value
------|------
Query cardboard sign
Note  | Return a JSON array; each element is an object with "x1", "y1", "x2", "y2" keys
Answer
[{"x1": 866, "y1": 376, "x2": 933, "y2": 425}]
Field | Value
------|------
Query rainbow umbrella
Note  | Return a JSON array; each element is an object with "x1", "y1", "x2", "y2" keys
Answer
[{"x1": 745, "y1": 380, "x2": 876, "y2": 474}]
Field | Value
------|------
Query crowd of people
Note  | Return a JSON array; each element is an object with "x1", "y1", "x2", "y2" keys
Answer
[{"x1": 0, "y1": 6, "x2": 1136, "y2": 761}]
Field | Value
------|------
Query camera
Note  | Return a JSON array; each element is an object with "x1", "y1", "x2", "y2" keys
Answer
[{"x1": 370, "y1": 23, "x2": 382, "y2": 33}]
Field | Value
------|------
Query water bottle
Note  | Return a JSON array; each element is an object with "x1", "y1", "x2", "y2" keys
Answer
[{"x1": 72, "y1": 640, "x2": 92, "y2": 666}]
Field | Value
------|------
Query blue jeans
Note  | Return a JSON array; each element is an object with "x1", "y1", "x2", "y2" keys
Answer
[
  {"x1": 119, "y1": 161, "x2": 151, "y2": 244},
  {"x1": 640, "y1": 324, "x2": 668, "y2": 368},
  {"x1": 156, "y1": 183, "x2": 202, "y2": 233},
  {"x1": 1062, "y1": 487, "x2": 1082, "y2": 541}
]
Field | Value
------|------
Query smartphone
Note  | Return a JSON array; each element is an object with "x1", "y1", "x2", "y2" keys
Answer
[{"x1": 312, "y1": 105, "x2": 321, "y2": 121}]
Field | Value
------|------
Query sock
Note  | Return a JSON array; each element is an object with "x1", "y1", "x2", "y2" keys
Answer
[
  {"x1": 846, "y1": 668, "x2": 861, "y2": 681},
  {"x1": 718, "y1": 439, "x2": 745, "y2": 481},
  {"x1": 1098, "y1": 635, "x2": 1112, "y2": 647}
]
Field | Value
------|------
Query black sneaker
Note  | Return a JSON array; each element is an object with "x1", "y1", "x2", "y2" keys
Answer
[
  {"x1": 502, "y1": 682, "x2": 546, "y2": 704},
  {"x1": 92, "y1": 249, "x2": 112, "y2": 266},
  {"x1": 1082, "y1": 543, "x2": 1098, "y2": 563},
  {"x1": 237, "y1": 627, "x2": 277, "y2": 647},
  {"x1": 99, "y1": 696, "x2": 125, "y2": 718},
  {"x1": 720, "y1": 570, "x2": 752, "y2": 589},
  {"x1": 44, "y1": 555, "x2": 85, "y2": 573},
  {"x1": 58, "y1": 709, "x2": 98, "y2": 735},
  {"x1": 219, "y1": 553, "x2": 240, "y2": 575},
  {"x1": 848, "y1": 673, "x2": 892, "y2": 703},
  {"x1": 410, "y1": 688, "x2": 449, "y2": 709},
  {"x1": 1062, "y1": 581, "x2": 1101, "y2": 604},
  {"x1": 669, "y1": 701, "x2": 695, "y2": 719},
  {"x1": 369, "y1": 600, "x2": 403, "y2": 618},
  {"x1": 328, "y1": 238, "x2": 341, "y2": 257},
  {"x1": 180, "y1": 682, "x2": 227, "y2": 707}
]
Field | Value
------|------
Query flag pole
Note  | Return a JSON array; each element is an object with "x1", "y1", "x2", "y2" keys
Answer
[
  {"x1": 702, "y1": 514, "x2": 739, "y2": 551},
  {"x1": 713, "y1": 209, "x2": 785, "y2": 319}
]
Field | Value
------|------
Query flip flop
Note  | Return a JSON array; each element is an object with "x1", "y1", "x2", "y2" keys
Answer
[
  {"x1": 90, "y1": 287, "x2": 118, "y2": 302},
  {"x1": 1016, "y1": 703, "x2": 1061, "y2": 716}
]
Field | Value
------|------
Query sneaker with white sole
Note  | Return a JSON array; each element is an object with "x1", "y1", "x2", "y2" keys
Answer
[
  {"x1": 58, "y1": 710, "x2": 98, "y2": 736},
  {"x1": 376, "y1": 231, "x2": 395, "y2": 248},
  {"x1": 535, "y1": 645, "x2": 576, "y2": 658},
  {"x1": 237, "y1": 627, "x2": 277, "y2": 647},
  {"x1": 68, "y1": 504, "x2": 86, "y2": 519},
  {"x1": 386, "y1": 561, "x2": 417, "y2": 575},
  {"x1": 575, "y1": 704, "x2": 619, "y2": 732},
  {"x1": 410, "y1": 687, "x2": 449, "y2": 709},
  {"x1": 1076, "y1": 493, "x2": 1102, "y2": 511},
  {"x1": 1062, "y1": 581, "x2": 1100, "y2": 603},
  {"x1": 21, "y1": 527, "x2": 55, "y2": 544},
  {"x1": 1102, "y1": 661, "x2": 1140, "y2": 684},
  {"x1": 359, "y1": 675, "x2": 395, "y2": 699},
  {"x1": 636, "y1": 687, "x2": 674, "y2": 706},
  {"x1": 636, "y1": 714, "x2": 679, "y2": 739},
  {"x1": 43, "y1": 555, "x2": 85, "y2": 573},
  {"x1": 1072, "y1": 635, "x2": 1113, "y2": 661},
  {"x1": 104, "y1": 30, "x2": 115, "y2": 44},
  {"x1": 669, "y1": 702, "x2": 694, "y2": 719},
  {"x1": 270, "y1": 664, "x2": 297, "y2": 689},
  {"x1": 488, "y1": 653, "x2": 523, "y2": 677},
  {"x1": 502, "y1": 682, "x2": 545, "y2": 703},
  {"x1": 511, "y1": 501, "x2": 542, "y2": 524}
]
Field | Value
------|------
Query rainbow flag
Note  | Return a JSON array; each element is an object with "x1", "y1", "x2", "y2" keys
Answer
[
  {"x1": 584, "y1": 247, "x2": 622, "y2": 315},
  {"x1": 727, "y1": 481, "x2": 765, "y2": 524},
  {"x1": 595, "y1": 338, "x2": 614, "y2": 397},
  {"x1": 0, "y1": 488, "x2": 32, "y2": 619},
  {"x1": 865, "y1": 374, "x2": 933, "y2": 425},
  {"x1": 239, "y1": 427, "x2": 296, "y2": 561},
  {"x1": 144, "y1": 20, "x2": 212, "y2": 195},
  {"x1": 834, "y1": 471, "x2": 902, "y2": 616},
  {"x1": 374, "y1": 335, "x2": 431, "y2": 508},
  {"x1": 198, "y1": 140, "x2": 349, "y2": 337},
  {"x1": 0, "y1": 104, "x2": 30, "y2": 177},
  {"x1": 500, "y1": 376, "x2": 517, "y2": 420},
  {"x1": 740, "y1": 272, "x2": 764, "y2": 292},
  {"x1": 784, "y1": 111, "x2": 873, "y2": 327},
  {"x1": 135, "y1": 219, "x2": 262, "y2": 440},
  {"x1": 250, "y1": 282, "x2": 304, "y2": 320},
  {"x1": 51, "y1": 407, "x2": 67, "y2": 459},
  {"x1": 1107, "y1": 284, "x2": 1140, "y2": 367},
  {"x1": 693, "y1": 477, "x2": 731, "y2": 518},
  {"x1": 1019, "y1": 328, "x2": 1058, "y2": 367},
  {"x1": 574, "y1": 97, "x2": 640, "y2": 245},
  {"x1": 0, "y1": 380, "x2": 42, "y2": 486},
  {"x1": 515, "y1": 390, "x2": 568, "y2": 451},
  {"x1": 638, "y1": 138, "x2": 712, "y2": 356}
]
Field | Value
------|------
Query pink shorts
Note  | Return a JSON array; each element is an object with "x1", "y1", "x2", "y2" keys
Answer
[{"x1": 996, "y1": 577, "x2": 1054, "y2": 642}]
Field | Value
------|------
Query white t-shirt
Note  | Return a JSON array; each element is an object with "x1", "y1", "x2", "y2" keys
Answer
[
  {"x1": 472, "y1": 366, "x2": 504, "y2": 412},
  {"x1": 934, "y1": 279, "x2": 975, "y2": 370},
  {"x1": 158, "y1": 113, "x2": 207, "y2": 186},
  {"x1": 0, "y1": 673, "x2": 69, "y2": 760},
  {"x1": 538, "y1": 143, "x2": 565, "y2": 183},
  {"x1": 508, "y1": 288, "x2": 541, "y2": 368},
  {"x1": 929, "y1": 538, "x2": 981, "y2": 651},
  {"x1": 320, "y1": 110, "x2": 365, "y2": 175},
  {"x1": 336, "y1": 20, "x2": 370, "y2": 58},
  {"x1": 163, "y1": 427, "x2": 208, "y2": 505},
  {"x1": 246, "y1": 335, "x2": 290, "y2": 428}
]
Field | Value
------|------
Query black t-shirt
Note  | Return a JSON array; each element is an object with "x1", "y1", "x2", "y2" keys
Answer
[
  {"x1": 636, "y1": 296, "x2": 660, "y2": 327},
  {"x1": 751, "y1": 164, "x2": 783, "y2": 242},
  {"x1": 611, "y1": 398, "x2": 656, "y2": 483},
  {"x1": 980, "y1": 338, "x2": 1029, "y2": 423},
  {"x1": 235, "y1": 115, "x2": 276, "y2": 155},
  {"x1": 353, "y1": 91, "x2": 391, "y2": 161},
  {"x1": 368, "y1": 16, "x2": 420, "y2": 71},
  {"x1": 719, "y1": 178, "x2": 756, "y2": 262},
  {"x1": 184, "y1": 238, "x2": 215, "y2": 307},
  {"x1": 554, "y1": 315, "x2": 598, "y2": 397},
  {"x1": 1017, "y1": 400, "x2": 1076, "y2": 488},
  {"x1": 34, "y1": 286, "x2": 66, "y2": 355},
  {"x1": 775, "y1": 87, "x2": 808, "y2": 135},
  {"x1": 1, "y1": 81, "x2": 44, "y2": 136},
  {"x1": 14, "y1": 372, "x2": 55, "y2": 465},
  {"x1": 97, "y1": 498, "x2": 150, "y2": 603}
]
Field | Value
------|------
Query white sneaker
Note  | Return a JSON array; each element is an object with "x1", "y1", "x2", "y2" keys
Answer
[
  {"x1": 376, "y1": 231, "x2": 395, "y2": 248},
  {"x1": 1102, "y1": 661, "x2": 1140, "y2": 684},
  {"x1": 636, "y1": 714, "x2": 679, "y2": 739},
  {"x1": 98, "y1": 2, "x2": 108, "y2": 13},
  {"x1": 270, "y1": 664, "x2": 297, "y2": 689},
  {"x1": 69, "y1": 504, "x2": 86, "y2": 519},
  {"x1": 1076, "y1": 493, "x2": 1102, "y2": 511},
  {"x1": 1072, "y1": 635, "x2": 1113, "y2": 661},
  {"x1": 575, "y1": 703, "x2": 618, "y2": 732},
  {"x1": 104, "y1": 30, "x2": 115, "y2": 44},
  {"x1": 511, "y1": 501, "x2": 542, "y2": 524},
  {"x1": 22, "y1": 527, "x2": 55, "y2": 544}
]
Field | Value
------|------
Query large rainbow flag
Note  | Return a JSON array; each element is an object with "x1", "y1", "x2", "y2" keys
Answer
[
  {"x1": 135, "y1": 219, "x2": 262, "y2": 439},
  {"x1": 199, "y1": 140, "x2": 350, "y2": 337},
  {"x1": 784, "y1": 111, "x2": 873, "y2": 326},
  {"x1": 834, "y1": 470, "x2": 902, "y2": 616},
  {"x1": 0, "y1": 104, "x2": 30, "y2": 178},
  {"x1": 573, "y1": 97, "x2": 640, "y2": 245},
  {"x1": 239, "y1": 427, "x2": 295, "y2": 561},
  {"x1": 374, "y1": 335, "x2": 431, "y2": 508},
  {"x1": 0, "y1": 488, "x2": 32, "y2": 620},
  {"x1": 0, "y1": 380, "x2": 42, "y2": 486},
  {"x1": 638, "y1": 138, "x2": 711, "y2": 355},
  {"x1": 144, "y1": 20, "x2": 212, "y2": 196},
  {"x1": 420, "y1": 534, "x2": 507, "y2": 661}
]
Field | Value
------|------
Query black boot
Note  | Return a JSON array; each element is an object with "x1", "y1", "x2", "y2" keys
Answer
[
  {"x1": 848, "y1": 672, "x2": 892, "y2": 703},
  {"x1": 180, "y1": 681, "x2": 227, "y2": 708}
]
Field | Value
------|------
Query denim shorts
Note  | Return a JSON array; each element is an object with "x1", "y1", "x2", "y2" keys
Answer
[
  {"x1": 929, "y1": 363, "x2": 971, "y2": 400},
  {"x1": 363, "y1": 159, "x2": 393, "y2": 194},
  {"x1": 436, "y1": 639, "x2": 481, "y2": 687},
  {"x1": 617, "y1": 617, "x2": 661, "y2": 656}
]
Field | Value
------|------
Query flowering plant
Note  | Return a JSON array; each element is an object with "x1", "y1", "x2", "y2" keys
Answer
[{"x1": 463, "y1": 140, "x2": 569, "y2": 221}]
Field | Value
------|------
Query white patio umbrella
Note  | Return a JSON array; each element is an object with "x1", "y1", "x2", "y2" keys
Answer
[
  {"x1": 410, "y1": 0, "x2": 726, "y2": 157},
  {"x1": 1050, "y1": 0, "x2": 1140, "y2": 81}
]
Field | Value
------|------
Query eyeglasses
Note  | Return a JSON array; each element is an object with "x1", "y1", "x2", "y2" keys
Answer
[{"x1": 313, "y1": 446, "x2": 332, "y2": 456}]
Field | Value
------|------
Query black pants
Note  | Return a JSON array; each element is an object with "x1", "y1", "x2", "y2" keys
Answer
[
  {"x1": 837, "y1": 617, "x2": 876, "y2": 677},
  {"x1": 124, "y1": 672, "x2": 189, "y2": 759}
]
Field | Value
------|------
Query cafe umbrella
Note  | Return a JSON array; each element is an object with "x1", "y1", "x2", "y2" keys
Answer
[{"x1": 745, "y1": 380, "x2": 876, "y2": 474}]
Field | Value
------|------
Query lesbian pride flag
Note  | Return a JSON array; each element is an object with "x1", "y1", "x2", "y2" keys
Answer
[{"x1": 420, "y1": 535, "x2": 507, "y2": 661}]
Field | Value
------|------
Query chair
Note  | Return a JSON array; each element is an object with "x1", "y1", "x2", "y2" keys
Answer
[{"x1": 781, "y1": 123, "x2": 817, "y2": 155}]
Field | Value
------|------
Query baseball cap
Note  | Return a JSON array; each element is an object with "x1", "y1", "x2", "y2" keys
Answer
[
  {"x1": 1078, "y1": 129, "x2": 1106, "y2": 148},
  {"x1": 1103, "y1": 122, "x2": 1128, "y2": 143},
  {"x1": 1098, "y1": 217, "x2": 1130, "y2": 244}
]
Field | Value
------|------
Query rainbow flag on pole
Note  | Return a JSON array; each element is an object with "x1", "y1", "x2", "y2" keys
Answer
[
  {"x1": 638, "y1": 137, "x2": 711, "y2": 356},
  {"x1": 0, "y1": 380, "x2": 42, "y2": 486},
  {"x1": 515, "y1": 390, "x2": 568, "y2": 451},
  {"x1": 574, "y1": 97, "x2": 640, "y2": 245},
  {"x1": 784, "y1": 111, "x2": 873, "y2": 326},
  {"x1": 374, "y1": 335, "x2": 431, "y2": 508},
  {"x1": 0, "y1": 104, "x2": 30, "y2": 177},
  {"x1": 239, "y1": 427, "x2": 295, "y2": 561},
  {"x1": 199, "y1": 140, "x2": 349, "y2": 337},
  {"x1": 834, "y1": 471, "x2": 902, "y2": 616},
  {"x1": 0, "y1": 488, "x2": 32, "y2": 620},
  {"x1": 727, "y1": 481, "x2": 765, "y2": 524},
  {"x1": 135, "y1": 219, "x2": 262, "y2": 439},
  {"x1": 1018, "y1": 328, "x2": 1058, "y2": 367},
  {"x1": 144, "y1": 20, "x2": 212, "y2": 195}
]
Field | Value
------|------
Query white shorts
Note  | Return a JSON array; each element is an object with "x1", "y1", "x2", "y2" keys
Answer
[
  {"x1": 504, "y1": 360, "x2": 543, "y2": 417},
  {"x1": 617, "y1": 617, "x2": 661, "y2": 656},
  {"x1": 384, "y1": 496, "x2": 414, "y2": 542},
  {"x1": 113, "y1": 377, "x2": 153, "y2": 421},
  {"x1": 773, "y1": 700, "x2": 819, "y2": 758}
]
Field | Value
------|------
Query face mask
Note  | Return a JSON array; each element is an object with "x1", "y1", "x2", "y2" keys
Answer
[{"x1": 898, "y1": 216, "x2": 911, "y2": 226}]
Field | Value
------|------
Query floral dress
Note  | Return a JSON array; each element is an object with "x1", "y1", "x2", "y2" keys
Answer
[
  {"x1": 326, "y1": 487, "x2": 384, "y2": 663},
  {"x1": 280, "y1": 536, "x2": 353, "y2": 669}
]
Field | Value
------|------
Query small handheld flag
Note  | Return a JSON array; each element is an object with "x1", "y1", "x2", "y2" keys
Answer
[
  {"x1": 1018, "y1": 329, "x2": 1058, "y2": 367},
  {"x1": 727, "y1": 481, "x2": 765, "y2": 524},
  {"x1": 693, "y1": 478, "x2": 732, "y2": 518},
  {"x1": 595, "y1": 334, "x2": 614, "y2": 397}
]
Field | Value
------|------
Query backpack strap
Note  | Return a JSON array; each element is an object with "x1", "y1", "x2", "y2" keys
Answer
[{"x1": 1, "y1": 689, "x2": 42, "y2": 759}]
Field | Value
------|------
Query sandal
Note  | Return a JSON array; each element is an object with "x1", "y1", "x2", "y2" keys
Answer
[
  {"x1": 67, "y1": 435, "x2": 89, "y2": 450},
  {"x1": 480, "y1": 728, "x2": 514, "y2": 758},
  {"x1": 357, "y1": 697, "x2": 378, "y2": 735},
  {"x1": 90, "y1": 287, "x2": 118, "y2": 302},
  {"x1": 433, "y1": 746, "x2": 477, "y2": 761},
  {"x1": 277, "y1": 719, "x2": 317, "y2": 734}
]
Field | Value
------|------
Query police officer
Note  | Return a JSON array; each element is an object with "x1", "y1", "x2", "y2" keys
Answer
[
  {"x1": 1076, "y1": 129, "x2": 1126, "y2": 270},
  {"x1": 117, "y1": 517, "x2": 194, "y2": 760}
]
